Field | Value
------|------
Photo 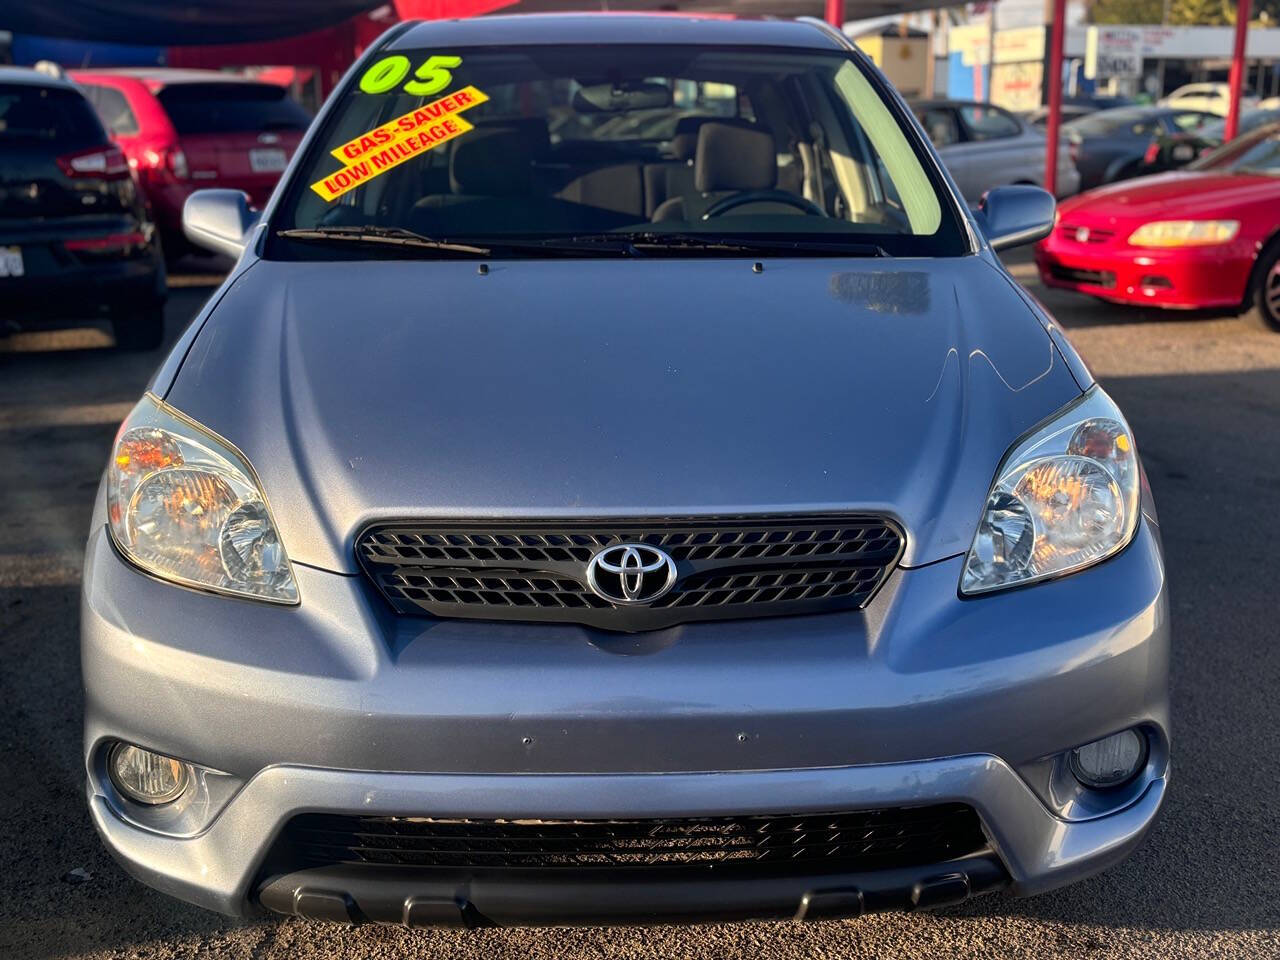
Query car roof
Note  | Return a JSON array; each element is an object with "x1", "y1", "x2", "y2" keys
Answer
[
  {"x1": 390, "y1": 14, "x2": 844, "y2": 51},
  {"x1": 0, "y1": 65, "x2": 79, "y2": 90},
  {"x1": 69, "y1": 67, "x2": 265, "y2": 86}
]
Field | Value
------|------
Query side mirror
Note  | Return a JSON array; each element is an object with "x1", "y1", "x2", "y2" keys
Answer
[
  {"x1": 977, "y1": 185, "x2": 1056, "y2": 251},
  {"x1": 183, "y1": 189, "x2": 259, "y2": 259}
]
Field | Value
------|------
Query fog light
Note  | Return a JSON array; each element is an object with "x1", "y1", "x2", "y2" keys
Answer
[
  {"x1": 108, "y1": 743, "x2": 190, "y2": 805},
  {"x1": 1069, "y1": 729, "x2": 1147, "y2": 789}
]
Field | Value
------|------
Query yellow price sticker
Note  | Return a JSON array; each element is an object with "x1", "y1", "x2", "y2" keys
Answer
[
  {"x1": 311, "y1": 85, "x2": 489, "y2": 203},
  {"x1": 330, "y1": 84, "x2": 489, "y2": 164},
  {"x1": 311, "y1": 114, "x2": 475, "y2": 202}
]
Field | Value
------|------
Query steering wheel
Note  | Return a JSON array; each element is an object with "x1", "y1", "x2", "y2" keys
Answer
[{"x1": 701, "y1": 189, "x2": 826, "y2": 219}]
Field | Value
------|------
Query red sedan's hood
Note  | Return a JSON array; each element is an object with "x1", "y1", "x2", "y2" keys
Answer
[{"x1": 1060, "y1": 171, "x2": 1280, "y2": 224}]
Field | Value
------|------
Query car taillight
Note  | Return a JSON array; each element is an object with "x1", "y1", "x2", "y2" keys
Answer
[
  {"x1": 139, "y1": 146, "x2": 188, "y2": 183},
  {"x1": 57, "y1": 145, "x2": 130, "y2": 179},
  {"x1": 1142, "y1": 141, "x2": 1161, "y2": 165},
  {"x1": 64, "y1": 231, "x2": 148, "y2": 252}
]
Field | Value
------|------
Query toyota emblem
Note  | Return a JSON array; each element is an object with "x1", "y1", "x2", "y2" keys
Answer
[{"x1": 586, "y1": 543, "x2": 677, "y2": 604}]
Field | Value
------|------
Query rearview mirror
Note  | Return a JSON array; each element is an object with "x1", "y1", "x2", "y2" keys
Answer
[
  {"x1": 977, "y1": 185, "x2": 1055, "y2": 252},
  {"x1": 572, "y1": 80, "x2": 673, "y2": 114},
  {"x1": 183, "y1": 189, "x2": 259, "y2": 259}
]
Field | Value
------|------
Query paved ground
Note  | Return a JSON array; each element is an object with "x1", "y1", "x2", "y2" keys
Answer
[{"x1": 1, "y1": 252, "x2": 1278, "y2": 959}]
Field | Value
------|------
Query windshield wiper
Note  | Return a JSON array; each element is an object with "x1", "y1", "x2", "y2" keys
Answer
[
  {"x1": 276, "y1": 226, "x2": 647, "y2": 258},
  {"x1": 276, "y1": 226, "x2": 491, "y2": 256},
  {"x1": 277, "y1": 226, "x2": 888, "y2": 259}
]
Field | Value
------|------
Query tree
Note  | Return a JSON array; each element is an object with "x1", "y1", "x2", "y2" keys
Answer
[
  {"x1": 1088, "y1": 0, "x2": 1164, "y2": 23},
  {"x1": 1086, "y1": 0, "x2": 1280, "y2": 22},
  {"x1": 1168, "y1": 0, "x2": 1232, "y2": 24}
]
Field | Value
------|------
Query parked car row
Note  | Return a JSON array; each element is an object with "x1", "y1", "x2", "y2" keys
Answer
[
  {"x1": 1, "y1": 65, "x2": 308, "y2": 350},
  {"x1": 70, "y1": 68, "x2": 310, "y2": 262},
  {"x1": 0, "y1": 67, "x2": 166, "y2": 348}
]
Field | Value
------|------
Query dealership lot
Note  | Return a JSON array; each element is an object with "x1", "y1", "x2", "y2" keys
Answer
[{"x1": 1, "y1": 253, "x2": 1277, "y2": 959}]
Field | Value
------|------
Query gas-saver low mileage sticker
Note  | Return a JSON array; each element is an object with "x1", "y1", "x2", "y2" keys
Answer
[{"x1": 310, "y1": 85, "x2": 489, "y2": 202}]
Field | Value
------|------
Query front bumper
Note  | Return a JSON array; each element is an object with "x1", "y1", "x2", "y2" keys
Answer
[
  {"x1": 1035, "y1": 236, "x2": 1252, "y2": 310},
  {"x1": 82, "y1": 512, "x2": 1170, "y2": 925}
]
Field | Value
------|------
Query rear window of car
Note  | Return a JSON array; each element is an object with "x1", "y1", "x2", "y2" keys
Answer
[
  {"x1": 156, "y1": 82, "x2": 311, "y2": 136},
  {"x1": 0, "y1": 83, "x2": 107, "y2": 150}
]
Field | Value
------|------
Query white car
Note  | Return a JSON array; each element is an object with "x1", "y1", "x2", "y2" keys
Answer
[{"x1": 1162, "y1": 82, "x2": 1257, "y2": 117}]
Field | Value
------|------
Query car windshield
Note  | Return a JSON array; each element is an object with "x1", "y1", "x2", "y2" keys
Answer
[
  {"x1": 1190, "y1": 126, "x2": 1280, "y2": 174},
  {"x1": 270, "y1": 44, "x2": 966, "y2": 258}
]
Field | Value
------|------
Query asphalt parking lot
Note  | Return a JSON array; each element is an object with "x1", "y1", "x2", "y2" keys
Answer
[{"x1": 1, "y1": 251, "x2": 1277, "y2": 959}]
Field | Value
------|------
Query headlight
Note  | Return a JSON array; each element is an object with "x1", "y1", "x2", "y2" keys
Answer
[
  {"x1": 1127, "y1": 219, "x2": 1239, "y2": 247},
  {"x1": 962, "y1": 387, "x2": 1140, "y2": 595},
  {"x1": 107, "y1": 393, "x2": 298, "y2": 603}
]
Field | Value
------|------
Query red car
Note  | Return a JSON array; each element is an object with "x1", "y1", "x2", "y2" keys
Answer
[
  {"x1": 69, "y1": 69, "x2": 310, "y2": 261},
  {"x1": 1035, "y1": 122, "x2": 1280, "y2": 330}
]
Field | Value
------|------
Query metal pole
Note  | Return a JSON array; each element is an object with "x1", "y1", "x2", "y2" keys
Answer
[
  {"x1": 1044, "y1": 0, "x2": 1066, "y2": 196},
  {"x1": 1226, "y1": 0, "x2": 1251, "y2": 141},
  {"x1": 987, "y1": 1, "x2": 997, "y2": 102},
  {"x1": 825, "y1": 0, "x2": 845, "y2": 29}
]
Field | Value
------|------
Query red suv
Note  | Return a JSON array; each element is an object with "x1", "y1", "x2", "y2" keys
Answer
[{"x1": 70, "y1": 69, "x2": 310, "y2": 261}]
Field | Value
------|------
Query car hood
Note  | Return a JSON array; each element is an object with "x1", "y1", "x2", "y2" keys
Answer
[
  {"x1": 166, "y1": 256, "x2": 1081, "y2": 573},
  {"x1": 1060, "y1": 170, "x2": 1280, "y2": 221}
]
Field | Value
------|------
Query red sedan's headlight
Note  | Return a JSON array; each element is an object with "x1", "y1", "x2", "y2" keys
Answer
[{"x1": 1128, "y1": 220, "x2": 1240, "y2": 247}]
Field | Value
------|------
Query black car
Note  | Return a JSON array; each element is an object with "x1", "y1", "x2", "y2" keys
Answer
[
  {"x1": 1063, "y1": 105, "x2": 1217, "y2": 190},
  {"x1": 0, "y1": 67, "x2": 165, "y2": 350},
  {"x1": 1139, "y1": 107, "x2": 1280, "y2": 176},
  {"x1": 1023, "y1": 95, "x2": 1137, "y2": 130}
]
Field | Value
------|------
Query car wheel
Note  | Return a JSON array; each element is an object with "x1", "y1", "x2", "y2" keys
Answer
[
  {"x1": 1248, "y1": 245, "x2": 1280, "y2": 333},
  {"x1": 111, "y1": 302, "x2": 166, "y2": 351}
]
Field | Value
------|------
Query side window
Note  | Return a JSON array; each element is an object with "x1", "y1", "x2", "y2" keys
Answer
[
  {"x1": 958, "y1": 104, "x2": 1020, "y2": 141},
  {"x1": 1129, "y1": 118, "x2": 1160, "y2": 137},
  {"x1": 917, "y1": 108, "x2": 959, "y2": 148},
  {"x1": 1172, "y1": 112, "x2": 1212, "y2": 132},
  {"x1": 82, "y1": 85, "x2": 139, "y2": 136}
]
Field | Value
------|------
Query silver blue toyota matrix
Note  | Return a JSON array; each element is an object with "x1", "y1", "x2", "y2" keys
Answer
[{"x1": 82, "y1": 15, "x2": 1169, "y2": 928}]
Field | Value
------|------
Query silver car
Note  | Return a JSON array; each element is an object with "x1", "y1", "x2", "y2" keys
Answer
[
  {"x1": 913, "y1": 99, "x2": 1081, "y2": 201},
  {"x1": 83, "y1": 15, "x2": 1168, "y2": 928}
]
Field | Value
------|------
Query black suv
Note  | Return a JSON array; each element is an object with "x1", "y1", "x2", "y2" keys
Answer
[{"x1": 0, "y1": 67, "x2": 165, "y2": 350}]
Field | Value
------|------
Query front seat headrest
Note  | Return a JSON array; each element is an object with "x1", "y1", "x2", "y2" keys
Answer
[
  {"x1": 449, "y1": 127, "x2": 535, "y2": 196},
  {"x1": 670, "y1": 115, "x2": 711, "y2": 160},
  {"x1": 694, "y1": 122, "x2": 776, "y2": 194}
]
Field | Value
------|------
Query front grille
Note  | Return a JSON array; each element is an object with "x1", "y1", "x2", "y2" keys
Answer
[
  {"x1": 1050, "y1": 264, "x2": 1116, "y2": 288},
  {"x1": 356, "y1": 515, "x2": 904, "y2": 632},
  {"x1": 1058, "y1": 223, "x2": 1116, "y2": 245},
  {"x1": 278, "y1": 804, "x2": 986, "y2": 873}
]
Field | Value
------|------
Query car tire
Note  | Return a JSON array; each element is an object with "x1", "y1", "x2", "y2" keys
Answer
[
  {"x1": 1247, "y1": 244, "x2": 1280, "y2": 333},
  {"x1": 111, "y1": 302, "x2": 166, "y2": 351}
]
